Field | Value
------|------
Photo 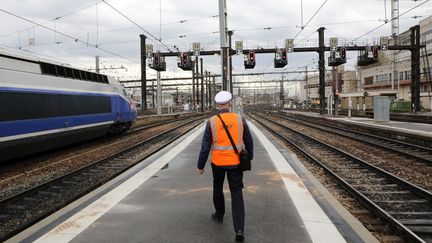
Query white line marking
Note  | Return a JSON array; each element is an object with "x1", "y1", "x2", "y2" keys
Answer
[
  {"x1": 340, "y1": 119, "x2": 432, "y2": 136},
  {"x1": 34, "y1": 124, "x2": 205, "y2": 243},
  {"x1": 249, "y1": 121, "x2": 346, "y2": 243},
  {"x1": 0, "y1": 121, "x2": 113, "y2": 142}
]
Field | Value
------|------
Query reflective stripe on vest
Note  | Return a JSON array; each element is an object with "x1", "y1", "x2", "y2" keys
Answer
[{"x1": 209, "y1": 113, "x2": 244, "y2": 166}]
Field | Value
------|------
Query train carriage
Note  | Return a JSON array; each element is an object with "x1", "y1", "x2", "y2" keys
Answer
[{"x1": 0, "y1": 49, "x2": 137, "y2": 162}]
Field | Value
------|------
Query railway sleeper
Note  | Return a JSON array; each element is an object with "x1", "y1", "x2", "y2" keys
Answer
[
  {"x1": 388, "y1": 211, "x2": 432, "y2": 218},
  {"x1": 352, "y1": 184, "x2": 399, "y2": 189},
  {"x1": 37, "y1": 190, "x2": 53, "y2": 196},
  {"x1": 362, "y1": 191, "x2": 417, "y2": 201},
  {"x1": 377, "y1": 202, "x2": 432, "y2": 212},
  {"x1": 50, "y1": 185, "x2": 63, "y2": 190},
  {"x1": 379, "y1": 235, "x2": 405, "y2": 243},
  {"x1": 340, "y1": 172, "x2": 378, "y2": 179},
  {"x1": 363, "y1": 191, "x2": 412, "y2": 194},
  {"x1": 374, "y1": 199, "x2": 429, "y2": 204},
  {"x1": 406, "y1": 226, "x2": 432, "y2": 234},
  {"x1": 62, "y1": 180, "x2": 78, "y2": 185},
  {"x1": 399, "y1": 219, "x2": 432, "y2": 225},
  {"x1": 80, "y1": 172, "x2": 99, "y2": 177},
  {"x1": 6, "y1": 204, "x2": 25, "y2": 210},
  {"x1": 23, "y1": 197, "x2": 38, "y2": 202}
]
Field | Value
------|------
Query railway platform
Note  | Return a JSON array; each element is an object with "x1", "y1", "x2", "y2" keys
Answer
[
  {"x1": 8, "y1": 120, "x2": 377, "y2": 243},
  {"x1": 283, "y1": 110, "x2": 432, "y2": 146}
]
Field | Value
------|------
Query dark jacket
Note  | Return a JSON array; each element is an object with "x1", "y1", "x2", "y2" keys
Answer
[{"x1": 197, "y1": 109, "x2": 253, "y2": 170}]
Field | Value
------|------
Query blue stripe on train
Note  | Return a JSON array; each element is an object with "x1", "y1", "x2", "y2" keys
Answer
[
  {"x1": 0, "y1": 87, "x2": 136, "y2": 138},
  {"x1": 0, "y1": 86, "x2": 117, "y2": 97},
  {"x1": 0, "y1": 113, "x2": 113, "y2": 137}
]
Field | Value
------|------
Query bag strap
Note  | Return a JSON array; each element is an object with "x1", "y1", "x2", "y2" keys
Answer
[{"x1": 216, "y1": 114, "x2": 239, "y2": 154}]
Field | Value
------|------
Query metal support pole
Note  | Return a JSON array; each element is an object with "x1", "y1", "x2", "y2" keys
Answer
[
  {"x1": 228, "y1": 30, "x2": 233, "y2": 94},
  {"x1": 192, "y1": 61, "x2": 195, "y2": 109},
  {"x1": 222, "y1": 48, "x2": 229, "y2": 91},
  {"x1": 212, "y1": 76, "x2": 216, "y2": 106},
  {"x1": 205, "y1": 71, "x2": 209, "y2": 109},
  {"x1": 208, "y1": 72, "x2": 212, "y2": 109},
  {"x1": 280, "y1": 76, "x2": 284, "y2": 108},
  {"x1": 219, "y1": 0, "x2": 229, "y2": 91},
  {"x1": 195, "y1": 56, "x2": 199, "y2": 109},
  {"x1": 200, "y1": 58, "x2": 204, "y2": 112},
  {"x1": 318, "y1": 27, "x2": 326, "y2": 115},
  {"x1": 332, "y1": 66, "x2": 339, "y2": 116},
  {"x1": 95, "y1": 56, "x2": 100, "y2": 74},
  {"x1": 157, "y1": 71, "x2": 162, "y2": 115},
  {"x1": 139, "y1": 34, "x2": 147, "y2": 112},
  {"x1": 152, "y1": 81, "x2": 155, "y2": 108},
  {"x1": 305, "y1": 66, "x2": 309, "y2": 108},
  {"x1": 411, "y1": 25, "x2": 421, "y2": 112},
  {"x1": 335, "y1": 67, "x2": 339, "y2": 116}
]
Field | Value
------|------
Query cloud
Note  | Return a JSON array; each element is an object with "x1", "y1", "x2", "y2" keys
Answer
[{"x1": 0, "y1": 0, "x2": 430, "y2": 85}]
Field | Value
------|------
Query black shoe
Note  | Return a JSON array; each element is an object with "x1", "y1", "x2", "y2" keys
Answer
[
  {"x1": 211, "y1": 213, "x2": 223, "y2": 223},
  {"x1": 235, "y1": 231, "x2": 244, "y2": 242}
]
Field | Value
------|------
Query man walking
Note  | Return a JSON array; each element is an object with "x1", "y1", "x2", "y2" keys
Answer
[{"x1": 197, "y1": 91, "x2": 253, "y2": 242}]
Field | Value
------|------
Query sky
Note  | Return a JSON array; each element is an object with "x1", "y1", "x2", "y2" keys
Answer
[{"x1": 0, "y1": 0, "x2": 431, "y2": 95}]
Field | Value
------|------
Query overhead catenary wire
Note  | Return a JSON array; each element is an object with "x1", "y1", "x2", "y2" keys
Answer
[
  {"x1": 351, "y1": 0, "x2": 430, "y2": 42},
  {"x1": 0, "y1": 43, "x2": 90, "y2": 69},
  {"x1": 293, "y1": 0, "x2": 328, "y2": 40},
  {"x1": 0, "y1": 1, "x2": 102, "y2": 39},
  {"x1": 82, "y1": 14, "x2": 219, "y2": 36},
  {"x1": 101, "y1": 0, "x2": 172, "y2": 52},
  {"x1": 0, "y1": 8, "x2": 138, "y2": 63}
]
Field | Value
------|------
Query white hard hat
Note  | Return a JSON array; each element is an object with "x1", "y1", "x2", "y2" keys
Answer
[{"x1": 215, "y1": 91, "x2": 232, "y2": 104}]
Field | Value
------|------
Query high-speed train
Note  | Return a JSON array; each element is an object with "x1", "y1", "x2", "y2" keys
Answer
[{"x1": 0, "y1": 48, "x2": 137, "y2": 162}]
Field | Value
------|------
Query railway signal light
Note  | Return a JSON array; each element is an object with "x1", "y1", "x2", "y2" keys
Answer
[
  {"x1": 153, "y1": 53, "x2": 160, "y2": 66},
  {"x1": 178, "y1": 52, "x2": 193, "y2": 70},
  {"x1": 281, "y1": 49, "x2": 287, "y2": 61},
  {"x1": 244, "y1": 50, "x2": 256, "y2": 69},
  {"x1": 340, "y1": 47, "x2": 346, "y2": 60},
  {"x1": 182, "y1": 53, "x2": 188, "y2": 64},
  {"x1": 274, "y1": 48, "x2": 288, "y2": 68},
  {"x1": 328, "y1": 48, "x2": 346, "y2": 67},
  {"x1": 372, "y1": 46, "x2": 379, "y2": 60},
  {"x1": 358, "y1": 47, "x2": 378, "y2": 66},
  {"x1": 149, "y1": 52, "x2": 166, "y2": 71}
]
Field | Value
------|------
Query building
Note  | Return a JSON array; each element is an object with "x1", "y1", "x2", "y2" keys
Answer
[
  {"x1": 299, "y1": 66, "x2": 357, "y2": 108},
  {"x1": 355, "y1": 15, "x2": 432, "y2": 111}
]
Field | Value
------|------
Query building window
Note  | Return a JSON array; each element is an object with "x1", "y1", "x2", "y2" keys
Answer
[
  {"x1": 365, "y1": 76, "x2": 373, "y2": 85},
  {"x1": 405, "y1": 70, "x2": 411, "y2": 80},
  {"x1": 376, "y1": 74, "x2": 389, "y2": 83},
  {"x1": 393, "y1": 71, "x2": 398, "y2": 81},
  {"x1": 399, "y1": 72, "x2": 404, "y2": 81}
]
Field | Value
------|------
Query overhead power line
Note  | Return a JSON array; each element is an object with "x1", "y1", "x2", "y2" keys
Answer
[
  {"x1": 293, "y1": 0, "x2": 328, "y2": 40},
  {"x1": 0, "y1": 8, "x2": 137, "y2": 63},
  {"x1": 84, "y1": 14, "x2": 219, "y2": 35},
  {"x1": 351, "y1": 0, "x2": 430, "y2": 42},
  {"x1": 101, "y1": 0, "x2": 173, "y2": 52},
  {"x1": 0, "y1": 1, "x2": 102, "y2": 39}
]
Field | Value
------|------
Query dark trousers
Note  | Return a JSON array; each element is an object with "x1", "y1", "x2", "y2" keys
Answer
[{"x1": 211, "y1": 163, "x2": 245, "y2": 232}]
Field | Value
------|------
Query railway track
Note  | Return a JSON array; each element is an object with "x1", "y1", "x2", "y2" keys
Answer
[
  {"x1": 249, "y1": 111, "x2": 432, "y2": 243},
  {"x1": 0, "y1": 116, "x2": 206, "y2": 241},
  {"x1": 275, "y1": 111, "x2": 432, "y2": 165}
]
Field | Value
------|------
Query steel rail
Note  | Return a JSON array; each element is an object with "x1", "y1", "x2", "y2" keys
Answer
[
  {"x1": 273, "y1": 112, "x2": 432, "y2": 165},
  {"x1": 0, "y1": 117, "x2": 206, "y2": 241},
  {"x1": 250, "y1": 112, "x2": 430, "y2": 243}
]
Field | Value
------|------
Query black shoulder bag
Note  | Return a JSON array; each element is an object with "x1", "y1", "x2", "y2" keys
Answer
[{"x1": 217, "y1": 114, "x2": 251, "y2": 171}]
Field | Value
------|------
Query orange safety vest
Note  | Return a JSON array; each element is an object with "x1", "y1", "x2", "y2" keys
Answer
[{"x1": 209, "y1": 112, "x2": 244, "y2": 166}]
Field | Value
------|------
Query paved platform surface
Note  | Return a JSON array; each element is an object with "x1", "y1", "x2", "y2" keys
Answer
[
  {"x1": 10, "y1": 121, "x2": 369, "y2": 243},
  {"x1": 283, "y1": 110, "x2": 432, "y2": 138}
]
